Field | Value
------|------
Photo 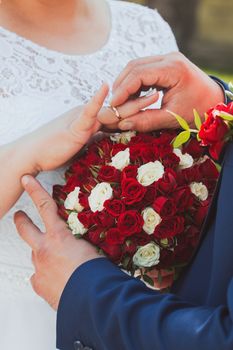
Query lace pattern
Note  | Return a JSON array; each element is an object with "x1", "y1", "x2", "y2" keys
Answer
[{"x1": 0, "y1": 0, "x2": 178, "y2": 297}]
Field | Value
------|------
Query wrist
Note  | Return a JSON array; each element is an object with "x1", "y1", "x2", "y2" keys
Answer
[{"x1": 13, "y1": 138, "x2": 40, "y2": 177}]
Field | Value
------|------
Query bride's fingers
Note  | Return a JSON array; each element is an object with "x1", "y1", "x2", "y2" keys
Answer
[
  {"x1": 14, "y1": 210, "x2": 42, "y2": 250},
  {"x1": 97, "y1": 89, "x2": 158, "y2": 125},
  {"x1": 70, "y1": 83, "x2": 109, "y2": 134}
]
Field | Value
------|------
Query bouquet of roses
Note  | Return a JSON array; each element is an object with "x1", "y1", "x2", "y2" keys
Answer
[
  {"x1": 53, "y1": 126, "x2": 220, "y2": 287},
  {"x1": 53, "y1": 82, "x2": 233, "y2": 288}
]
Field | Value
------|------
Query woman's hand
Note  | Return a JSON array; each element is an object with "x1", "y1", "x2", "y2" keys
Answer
[
  {"x1": 22, "y1": 84, "x2": 109, "y2": 173},
  {"x1": 23, "y1": 83, "x2": 158, "y2": 173}
]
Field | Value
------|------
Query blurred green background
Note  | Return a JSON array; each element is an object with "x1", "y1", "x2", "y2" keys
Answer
[{"x1": 125, "y1": 0, "x2": 233, "y2": 83}]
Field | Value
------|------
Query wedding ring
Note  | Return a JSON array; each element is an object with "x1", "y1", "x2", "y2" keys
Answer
[{"x1": 108, "y1": 105, "x2": 123, "y2": 122}]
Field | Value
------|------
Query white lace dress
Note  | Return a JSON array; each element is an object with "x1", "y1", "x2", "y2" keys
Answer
[{"x1": 0, "y1": 1, "x2": 177, "y2": 349}]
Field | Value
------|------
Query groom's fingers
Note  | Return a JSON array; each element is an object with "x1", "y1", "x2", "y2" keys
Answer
[
  {"x1": 113, "y1": 55, "x2": 164, "y2": 91},
  {"x1": 111, "y1": 62, "x2": 170, "y2": 107},
  {"x1": 14, "y1": 211, "x2": 42, "y2": 250},
  {"x1": 118, "y1": 108, "x2": 177, "y2": 132},
  {"x1": 21, "y1": 175, "x2": 66, "y2": 231}
]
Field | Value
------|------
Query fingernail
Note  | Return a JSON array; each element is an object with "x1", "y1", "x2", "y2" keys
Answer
[
  {"x1": 21, "y1": 175, "x2": 30, "y2": 186},
  {"x1": 120, "y1": 121, "x2": 134, "y2": 130}
]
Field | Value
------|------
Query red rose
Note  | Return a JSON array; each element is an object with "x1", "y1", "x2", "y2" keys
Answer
[
  {"x1": 104, "y1": 199, "x2": 125, "y2": 217},
  {"x1": 86, "y1": 226, "x2": 105, "y2": 245},
  {"x1": 113, "y1": 186, "x2": 122, "y2": 199},
  {"x1": 62, "y1": 175, "x2": 82, "y2": 193},
  {"x1": 78, "y1": 211, "x2": 94, "y2": 228},
  {"x1": 157, "y1": 144, "x2": 174, "y2": 158},
  {"x1": 93, "y1": 210, "x2": 115, "y2": 228},
  {"x1": 154, "y1": 216, "x2": 185, "y2": 239},
  {"x1": 153, "y1": 196, "x2": 176, "y2": 217},
  {"x1": 121, "y1": 178, "x2": 146, "y2": 205},
  {"x1": 157, "y1": 169, "x2": 177, "y2": 193},
  {"x1": 161, "y1": 152, "x2": 180, "y2": 169},
  {"x1": 199, "y1": 115, "x2": 228, "y2": 145},
  {"x1": 194, "y1": 202, "x2": 209, "y2": 227},
  {"x1": 183, "y1": 138, "x2": 204, "y2": 159},
  {"x1": 179, "y1": 165, "x2": 202, "y2": 184},
  {"x1": 105, "y1": 228, "x2": 125, "y2": 245},
  {"x1": 129, "y1": 144, "x2": 142, "y2": 161},
  {"x1": 84, "y1": 149, "x2": 102, "y2": 166},
  {"x1": 97, "y1": 165, "x2": 120, "y2": 183},
  {"x1": 121, "y1": 165, "x2": 138, "y2": 179},
  {"x1": 111, "y1": 143, "x2": 128, "y2": 156},
  {"x1": 143, "y1": 185, "x2": 157, "y2": 206},
  {"x1": 209, "y1": 141, "x2": 225, "y2": 160},
  {"x1": 100, "y1": 242, "x2": 122, "y2": 262},
  {"x1": 226, "y1": 101, "x2": 233, "y2": 114},
  {"x1": 140, "y1": 145, "x2": 157, "y2": 162},
  {"x1": 79, "y1": 193, "x2": 89, "y2": 209},
  {"x1": 199, "y1": 158, "x2": 219, "y2": 179},
  {"x1": 117, "y1": 210, "x2": 144, "y2": 237},
  {"x1": 172, "y1": 186, "x2": 193, "y2": 211},
  {"x1": 69, "y1": 163, "x2": 91, "y2": 181}
]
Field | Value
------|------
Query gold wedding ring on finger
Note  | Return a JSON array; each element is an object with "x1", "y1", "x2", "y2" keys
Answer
[{"x1": 108, "y1": 105, "x2": 123, "y2": 122}]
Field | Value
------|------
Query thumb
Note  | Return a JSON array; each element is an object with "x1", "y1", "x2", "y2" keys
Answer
[{"x1": 118, "y1": 109, "x2": 178, "y2": 132}]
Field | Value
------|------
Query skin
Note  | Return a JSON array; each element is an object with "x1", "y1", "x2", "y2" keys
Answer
[
  {"x1": 0, "y1": 0, "x2": 110, "y2": 55},
  {"x1": 111, "y1": 52, "x2": 225, "y2": 131}
]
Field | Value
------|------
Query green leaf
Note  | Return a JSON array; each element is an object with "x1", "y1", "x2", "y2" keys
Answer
[
  {"x1": 219, "y1": 112, "x2": 233, "y2": 121},
  {"x1": 214, "y1": 162, "x2": 222, "y2": 173},
  {"x1": 173, "y1": 130, "x2": 191, "y2": 148},
  {"x1": 142, "y1": 274, "x2": 154, "y2": 286},
  {"x1": 193, "y1": 109, "x2": 202, "y2": 130},
  {"x1": 167, "y1": 110, "x2": 190, "y2": 131}
]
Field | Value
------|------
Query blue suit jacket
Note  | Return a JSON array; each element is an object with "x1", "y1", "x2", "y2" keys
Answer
[{"x1": 57, "y1": 81, "x2": 233, "y2": 350}]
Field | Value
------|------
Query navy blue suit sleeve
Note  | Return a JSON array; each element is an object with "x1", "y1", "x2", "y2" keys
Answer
[{"x1": 56, "y1": 258, "x2": 233, "y2": 350}]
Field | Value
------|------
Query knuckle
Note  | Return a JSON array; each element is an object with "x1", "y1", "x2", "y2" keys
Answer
[
  {"x1": 38, "y1": 197, "x2": 56, "y2": 214},
  {"x1": 30, "y1": 274, "x2": 40, "y2": 294}
]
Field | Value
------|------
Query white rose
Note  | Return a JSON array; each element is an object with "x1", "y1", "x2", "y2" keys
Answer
[
  {"x1": 64, "y1": 187, "x2": 84, "y2": 212},
  {"x1": 110, "y1": 148, "x2": 130, "y2": 171},
  {"x1": 67, "y1": 212, "x2": 87, "y2": 236},
  {"x1": 133, "y1": 243, "x2": 160, "y2": 268},
  {"x1": 88, "y1": 182, "x2": 113, "y2": 212},
  {"x1": 110, "y1": 131, "x2": 136, "y2": 144},
  {"x1": 174, "y1": 148, "x2": 194, "y2": 169},
  {"x1": 190, "y1": 182, "x2": 208, "y2": 201},
  {"x1": 142, "y1": 207, "x2": 162, "y2": 235},
  {"x1": 137, "y1": 161, "x2": 164, "y2": 186}
]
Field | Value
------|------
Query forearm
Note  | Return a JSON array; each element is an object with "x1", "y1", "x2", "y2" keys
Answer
[
  {"x1": 0, "y1": 138, "x2": 37, "y2": 218},
  {"x1": 57, "y1": 259, "x2": 233, "y2": 350}
]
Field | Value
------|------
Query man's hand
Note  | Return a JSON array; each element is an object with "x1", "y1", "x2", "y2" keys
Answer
[
  {"x1": 14, "y1": 175, "x2": 101, "y2": 310},
  {"x1": 111, "y1": 52, "x2": 225, "y2": 132}
]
